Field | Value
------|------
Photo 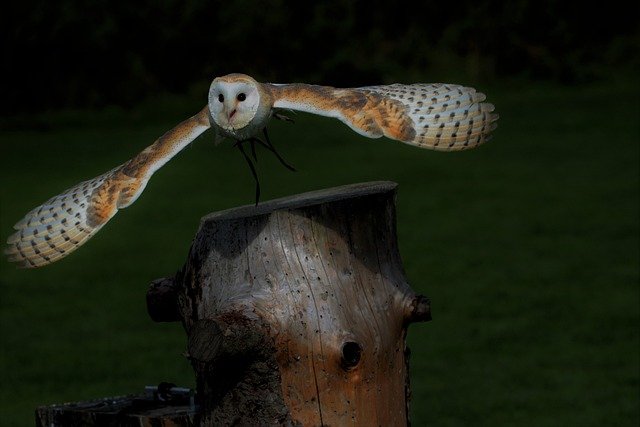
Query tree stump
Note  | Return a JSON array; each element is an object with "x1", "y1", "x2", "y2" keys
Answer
[{"x1": 148, "y1": 181, "x2": 431, "y2": 426}]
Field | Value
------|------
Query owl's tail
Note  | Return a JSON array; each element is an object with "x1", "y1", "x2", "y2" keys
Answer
[{"x1": 4, "y1": 168, "x2": 122, "y2": 268}]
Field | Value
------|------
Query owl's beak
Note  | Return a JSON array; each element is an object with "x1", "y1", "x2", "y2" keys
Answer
[{"x1": 228, "y1": 109, "x2": 237, "y2": 120}]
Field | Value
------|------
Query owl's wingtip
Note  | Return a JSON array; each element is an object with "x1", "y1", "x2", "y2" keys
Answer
[{"x1": 6, "y1": 229, "x2": 22, "y2": 244}]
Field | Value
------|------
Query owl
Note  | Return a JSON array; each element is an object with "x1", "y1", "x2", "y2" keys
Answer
[{"x1": 5, "y1": 73, "x2": 498, "y2": 268}]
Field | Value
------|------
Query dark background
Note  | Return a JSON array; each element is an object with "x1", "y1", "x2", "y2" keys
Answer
[
  {"x1": 1, "y1": 1, "x2": 638, "y2": 426},
  {"x1": 2, "y1": 0, "x2": 638, "y2": 115}
]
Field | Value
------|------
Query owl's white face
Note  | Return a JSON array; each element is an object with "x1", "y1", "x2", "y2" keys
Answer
[{"x1": 208, "y1": 77, "x2": 261, "y2": 133}]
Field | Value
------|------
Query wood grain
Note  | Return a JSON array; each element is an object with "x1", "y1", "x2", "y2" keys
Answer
[{"x1": 148, "y1": 181, "x2": 431, "y2": 426}]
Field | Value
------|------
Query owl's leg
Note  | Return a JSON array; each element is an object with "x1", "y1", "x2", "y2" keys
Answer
[
  {"x1": 235, "y1": 140, "x2": 261, "y2": 205},
  {"x1": 258, "y1": 128, "x2": 296, "y2": 172},
  {"x1": 249, "y1": 139, "x2": 258, "y2": 162},
  {"x1": 273, "y1": 111, "x2": 295, "y2": 124},
  {"x1": 234, "y1": 129, "x2": 295, "y2": 205}
]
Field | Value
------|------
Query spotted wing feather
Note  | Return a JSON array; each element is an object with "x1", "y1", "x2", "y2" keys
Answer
[
  {"x1": 267, "y1": 82, "x2": 498, "y2": 151},
  {"x1": 5, "y1": 107, "x2": 210, "y2": 268},
  {"x1": 5, "y1": 167, "x2": 130, "y2": 267}
]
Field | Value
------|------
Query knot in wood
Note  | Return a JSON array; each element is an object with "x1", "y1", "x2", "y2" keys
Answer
[
  {"x1": 340, "y1": 341, "x2": 362, "y2": 370},
  {"x1": 407, "y1": 294, "x2": 432, "y2": 323}
]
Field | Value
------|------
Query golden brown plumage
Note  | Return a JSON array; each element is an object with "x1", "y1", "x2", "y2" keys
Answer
[
  {"x1": 5, "y1": 107, "x2": 210, "y2": 267},
  {"x1": 266, "y1": 82, "x2": 498, "y2": 150}
]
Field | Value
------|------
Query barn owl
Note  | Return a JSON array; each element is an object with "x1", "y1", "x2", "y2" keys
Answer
[{"x1": 5, "y1": 73, "x2": 498, "y2": 268}]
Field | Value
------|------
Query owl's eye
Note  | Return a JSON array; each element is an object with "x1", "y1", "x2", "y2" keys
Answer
[
  {"x1": 218, "y1": 94, "x2": 224, "y2": 102},
  {"x1": 237, "y1": 93, "x2": 246, "y2": 102}
]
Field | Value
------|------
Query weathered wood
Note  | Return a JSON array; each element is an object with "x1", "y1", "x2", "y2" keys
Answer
[
  {"x1": 146, "y1": 181, "x2": 431, "y2": 426},
  {"x1": 36, "y1": 392, "x2": 198, "y2": 426}
]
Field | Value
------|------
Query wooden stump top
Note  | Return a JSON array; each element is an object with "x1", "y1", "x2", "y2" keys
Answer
[{"x1": 201, "y1": 181, "x2": 398, "y2": 222}]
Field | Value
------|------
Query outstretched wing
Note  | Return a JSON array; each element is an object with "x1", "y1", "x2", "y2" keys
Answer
[
  {"x1": 5, "y1": 107, "x2": 211, "y2": 268},
  {"x1": 266, "y1": 82, "x2": 498, "y2": 151}
]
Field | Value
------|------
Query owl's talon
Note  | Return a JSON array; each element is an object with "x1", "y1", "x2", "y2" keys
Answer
[{"x1": 273, "y1": 112, "x2": 295, "y2": 124}]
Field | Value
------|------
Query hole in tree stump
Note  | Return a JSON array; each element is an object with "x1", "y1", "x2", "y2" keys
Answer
[{"x1": 341, "y1": 341, "x2": 362, "y2": 370}]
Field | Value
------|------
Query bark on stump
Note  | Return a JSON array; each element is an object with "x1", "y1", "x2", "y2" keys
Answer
[{"x1": 148, "y1": 181, "x2": 431, "y2": 426}]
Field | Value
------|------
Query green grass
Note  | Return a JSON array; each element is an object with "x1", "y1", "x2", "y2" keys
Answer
[{"x1": 1, "y1": 80, "x2": 638, "y2": 426}]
